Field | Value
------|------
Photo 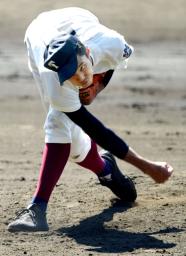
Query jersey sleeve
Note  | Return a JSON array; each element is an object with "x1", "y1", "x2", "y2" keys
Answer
[{"x1": 88, "y1": 29, "x2": 133, "y2": 73}]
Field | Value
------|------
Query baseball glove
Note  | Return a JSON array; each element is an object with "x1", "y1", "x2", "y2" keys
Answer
[{"x1": 79, "y1": 73, "x2": 106, "y2": 105}]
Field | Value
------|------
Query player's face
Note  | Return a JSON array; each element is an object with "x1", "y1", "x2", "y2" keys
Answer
[{"x1": 69, "y1": 55, "x2": 93, "y2": 88}]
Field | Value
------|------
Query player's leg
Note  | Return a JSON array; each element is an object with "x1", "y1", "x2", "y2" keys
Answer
[
  {"x1": 32, "y1": 143, "x2": 70, "y2": 209},
  {"x1": 70, "y1": 125, "x2": 137, "y2": 203},
  {"x1": 8, "y1": 111, "x2": 73, "y2": 232},
  {"x1": 69, "y1": 126, "x2": 106, "y2": 175}
]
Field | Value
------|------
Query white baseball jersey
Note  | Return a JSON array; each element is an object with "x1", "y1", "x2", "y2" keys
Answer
[{"x1": 25, "y1": 7, "x2": 133, "y2": 113}]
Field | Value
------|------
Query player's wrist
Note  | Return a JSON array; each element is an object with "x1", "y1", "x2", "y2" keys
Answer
[{"x1": 124, "y1": 147, "x2": 152, "y2": 173}]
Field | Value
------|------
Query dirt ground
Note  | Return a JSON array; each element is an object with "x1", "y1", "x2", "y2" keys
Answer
[{"x1": 0, "y1": 1, "x2": 186, "y2": 256}]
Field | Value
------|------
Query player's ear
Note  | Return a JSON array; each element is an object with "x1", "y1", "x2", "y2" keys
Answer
[
  {"x1": 85, "y1": 47, "x2": 90, "y2": 57},
  {"x1": 85, "y1": 48, "x2": 94, "y2": 66}
]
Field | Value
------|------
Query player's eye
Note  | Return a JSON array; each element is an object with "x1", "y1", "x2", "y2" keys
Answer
[{"x1": 79, "y1": 63, "x2": 86, "y2": 72}]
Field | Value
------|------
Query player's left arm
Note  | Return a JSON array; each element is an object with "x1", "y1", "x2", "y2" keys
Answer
[{"x1": 79, "y1": 69, "x2": 114, "y2": 105}]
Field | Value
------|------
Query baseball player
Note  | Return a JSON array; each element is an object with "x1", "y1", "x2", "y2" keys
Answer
[{"x1": 8, "y1": 7, "x2": 173, "y2": 232}]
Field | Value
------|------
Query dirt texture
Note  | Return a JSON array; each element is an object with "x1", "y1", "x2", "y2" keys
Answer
[{"x1": 0, "y1": 1, "x2": 186, "y2": 256}]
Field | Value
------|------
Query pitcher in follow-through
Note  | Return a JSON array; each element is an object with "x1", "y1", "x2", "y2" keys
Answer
[{"x1": 8, "y1": 7, "x2": 173, "y2": 232}]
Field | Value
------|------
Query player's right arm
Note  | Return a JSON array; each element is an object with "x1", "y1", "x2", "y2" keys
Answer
[{"x1": 64, "y1": 106, "x2": 173, "y2": 183}]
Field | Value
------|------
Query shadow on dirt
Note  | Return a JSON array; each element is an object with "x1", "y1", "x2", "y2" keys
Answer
[{"x1": 57, "y1": 199, "x2": 179, "y2": 253}]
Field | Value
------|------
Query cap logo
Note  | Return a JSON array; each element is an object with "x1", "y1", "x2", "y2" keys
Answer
[
  {"x1": 123, "y1": 44, "x2": 132, "y2": 58},
  {"x1": 48, "y1": 60, "x2": 59, "y2": 70}
]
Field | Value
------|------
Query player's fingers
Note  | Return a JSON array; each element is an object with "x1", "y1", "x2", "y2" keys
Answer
[
  {"x1": 159, "y1": 164, "x2": 173, "y2": 182},
  {"x1": 153, "y1": 163, "x2": 173, "y2": 183},
  {"x1": 164, "y1": 164, "x2": 173, "y2": 178}
]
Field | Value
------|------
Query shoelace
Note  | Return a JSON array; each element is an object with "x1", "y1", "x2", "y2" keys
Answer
[{"x1": 14, "y1": 208, "x2": 36, "y2": 224}]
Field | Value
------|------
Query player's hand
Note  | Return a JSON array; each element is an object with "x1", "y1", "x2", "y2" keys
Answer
[
  {"x1": 124, "y1": 147, "x2": 173, "y2": 184},
  {"x1": 146, "y1": 161, "x2": 173, "y2": 183}
]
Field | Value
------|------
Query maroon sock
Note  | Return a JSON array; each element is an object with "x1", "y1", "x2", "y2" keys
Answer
[
  {"x1": 33, "y1": 143, "x2": 70, "y2": 202},
  {"x1": 77, "y1": 140, "x2": 105, "y2": 175}
]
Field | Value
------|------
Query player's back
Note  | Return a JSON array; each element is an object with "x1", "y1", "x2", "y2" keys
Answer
[{"x1": 27, "y1": 7, "x2": 100, "y2": 44}]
